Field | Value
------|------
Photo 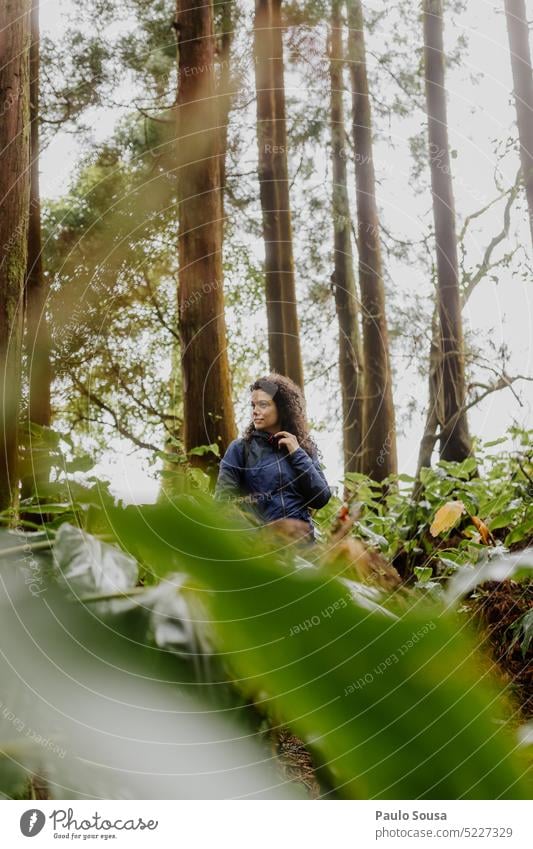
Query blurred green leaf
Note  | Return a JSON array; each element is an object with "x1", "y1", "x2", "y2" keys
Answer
[
  {"x1": 104, "y1": 496, "x2": 531, "y2": 799},
  {"x1": 505, "y1": 518, "x2": 533, "y2": 547},
  {"x1": 188, "y1": 443, "x2": 220, "y2": 458},
  {"x1": 53, "y1": 522, "x2": 138, "y2": 599},
  {"x1": 0, "y1": 565, "x2": 296, "y2": 800},
  {"x1": 414, "y1": 566, "x2": 433, "y2": 583},
  {"x1": 18, "y1": 503, "x2": 75, "y2": 514},
  {"x1": 489, "y1": 511, "x2": 516, "y2": 531}
]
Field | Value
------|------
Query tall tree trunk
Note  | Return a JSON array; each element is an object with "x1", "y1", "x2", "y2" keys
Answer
[
  {"x1": 25, "y1": 0, "x2": 51, "y2": 429},
  {"x1": 175, "y1": 0, "x2": 236, "y2": 461},
  {"x1": 413, "y1": 306, "x2": 441, "y2": 499},
  {"x1": 0, "y1": 0, "x2": 31, "y2": 510},
  {"x1": 254, "y1": 0, "x2": 287, "y2": 375},
  {"x1": 504, "y1": 0, "x2": 533, "y2": 248},
  {"x1": 423, "y1": 0, "x2": 471, "y2": 462},
  {"x1": 329, "y1": 0, "x2": 363, "y2": 477},
  {"x1": 215, "y1": 0, "x2": 235, "y2": 248},
  {"x1": 270, "y1": 0, "x2": 304, "y2": 389},
  {"x1": 347, "y1": 0, "x2": 397, "y2": 481}
]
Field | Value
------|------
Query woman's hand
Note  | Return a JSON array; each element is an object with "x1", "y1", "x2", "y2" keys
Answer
[{"x1": 275, "y1": 431, "x2": 300, "y2": 454}]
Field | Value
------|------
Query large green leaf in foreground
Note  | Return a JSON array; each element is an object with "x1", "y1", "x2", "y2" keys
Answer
[
  {"x1": 106, "y1": 495, "x2": 531, "y2": 800},
  {"x1": 0, "y1": 563, "x2": 296, "y2": 800}
]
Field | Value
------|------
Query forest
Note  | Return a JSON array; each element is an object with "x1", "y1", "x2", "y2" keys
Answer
[{"x1": 0, "y1": 0, "x2": 532, "y2": 802}]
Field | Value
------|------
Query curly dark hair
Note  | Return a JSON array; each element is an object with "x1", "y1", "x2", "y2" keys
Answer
[{"x1": 243, "y1": 373, "x2": 318, "y2": 458}]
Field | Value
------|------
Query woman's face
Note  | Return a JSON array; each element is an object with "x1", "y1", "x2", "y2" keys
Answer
[{"x1": 251, "y1": 389, "x2": 279, "y2": 432}]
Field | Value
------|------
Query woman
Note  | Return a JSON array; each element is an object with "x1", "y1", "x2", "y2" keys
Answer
[{"x1": 214, "y1": 374, "x2": 332, "y2": 540}]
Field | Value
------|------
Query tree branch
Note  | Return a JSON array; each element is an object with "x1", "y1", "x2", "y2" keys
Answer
[
  {"x1": 71, "y1": 376, "x2": 160, "y2": 453},
  {"x1": 142, "y1": 270, "x2": 180, "y2": 341},
  {"x1": 460, "y1": 169, "x2": 522, "y2": 306}
]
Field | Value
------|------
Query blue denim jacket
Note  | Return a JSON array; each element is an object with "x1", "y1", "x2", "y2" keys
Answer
[{"x1": 214, "y1": 429, "x2": 332, "y2": 534}]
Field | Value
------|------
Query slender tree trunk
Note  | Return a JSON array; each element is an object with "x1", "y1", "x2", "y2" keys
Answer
[
  {"x1": 0, "y1": 0, "x2": 31, "y2": 510},
  {"x1": 504, "y1": 0, "x2": 533, "y2": 248},
  {"x1": 270, "y1": 0, "x2": 304, "y2": 389},
  {"x1": 254, "y1": 0, "x2": 287, "y2": 375},
  {"x1": 175, "y1": 0, "x2": 236, "y2": 461},
  {"x1": 413, "y1": 307, "x2": 441, "y2": 499},
  {"x1": 157, "y1": 332, "x2": 185, "y2": 501},
  {"x1": 25, "y1": 0, "x2": 51, "y2": 430},
  {"x1": 329, "y1": 0, "x2": 363, "y2": 477},
  {"x1": 423, "y1": 0, "x2": 471, "y2": 462},
  {"x1": 347, "y1": 0, "x2": 397, "y2": 481}
]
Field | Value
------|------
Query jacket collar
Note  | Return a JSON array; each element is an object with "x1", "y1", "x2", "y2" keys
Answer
[{"x1": 251, "y1": 428, "x2": 278, "y2": 446}]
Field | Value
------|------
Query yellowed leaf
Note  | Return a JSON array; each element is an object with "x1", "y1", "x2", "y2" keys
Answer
[
  {"x1": 429, "y1": 500, "x2": 466, "y2": 537},
  {"x1": 471, "y1": 515, "x2": 493, "y2": 545}
]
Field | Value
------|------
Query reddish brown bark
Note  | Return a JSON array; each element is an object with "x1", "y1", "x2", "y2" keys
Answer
[
  {"x1": 347, "y1": 0, "x2": 397, "y2": 481},
  {"x1": 423, "y1": 0, "x2": 472, "y2": 462},
  {"x1": 175, "y1": 0, "x2": 236, "y2": 460},
  {"x1": 254, "y1": 0, "x2": 286, "y2": 375},
  {"x1": 25, "y1": 0, "x2": 51, "y2": 429},
  {"x1": 270, "y1": 0, "x2": 304, "y2": 389},
  {"x1": 0, "y1": 0, "x2": 31, "y2": 509},
  {"x1": 215, "y1": 0, "x2": 235, "y2": 247},
  {"x1": 504, "y1": 0, "x2": 533, "y2": 247},
  {"x1": 329, "y1": 0, "x2": 363, "y2": 476}
]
